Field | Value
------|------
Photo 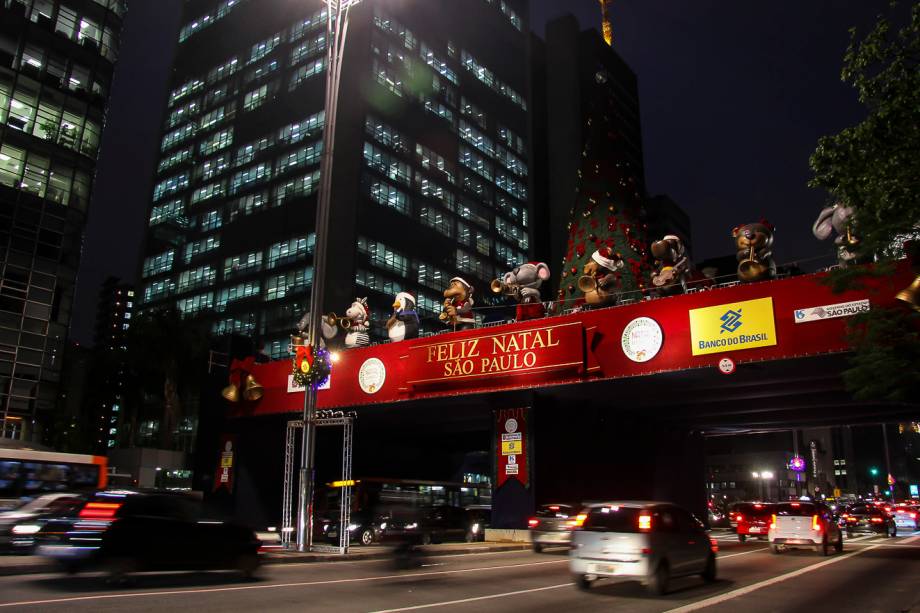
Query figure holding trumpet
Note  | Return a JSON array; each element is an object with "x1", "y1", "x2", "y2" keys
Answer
[{"x1": 578, "y1": 247, "x2": 624, "y2": 306}]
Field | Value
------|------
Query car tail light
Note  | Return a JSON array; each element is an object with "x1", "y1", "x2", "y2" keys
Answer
[
  {"x1": 736, "y1": 514, "x2": 744, "y2": 523},
  {"x1": 812, "y1": 515, "x2": 821, "y2": 532},
  {"x1": 640, "y1": 547, "x2": 652, "y2": 555},
  {"x1": 573, "y1": 513, "x2": 587, "y2": 528},
  {"x1": 870, "y1": 517, "x2": 884, "y2": 523},
  {"x1": 638, "y1": 514, "x2": 652, "y2": 531},
  {"x1": 910, "y1": 512, "x2": 917, "y2": 519},
  {"x1": 770, "y1": 514, "x2": 776, "y2": 529},
  {"x1": 527, "y1": 518, "x2": 539, "y2": 528},
  {"x1": 841, "y1": 514, "x2": 849, "y2": 519},
  {"x1": 548, "y1": 505, "x2": 560, "y2": 511},
  {"x1": 791, "y1": 502, "x2": 800, "y2": 507},
  {"x1": 78, "y1": 502, "x2": 122, "y2": 520},
  {"x1": 709, "y1": 538, "x2": 719, "y2": 553}
]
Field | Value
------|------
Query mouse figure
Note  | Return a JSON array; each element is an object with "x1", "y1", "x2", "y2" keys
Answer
[
  {"x1": 733, "y1": 221, "x2": 776, "y2": 283},
  {"x1": 650, "y1": 235, "x2": 690, "y2": 296},
  {"x1": 813, "y1": 203, "x2": 860, "y2": 265},
  {"x1": 494, "y1": 262, "x2": 551, "y2": 321},
  {"x1": 440, "y1": 277, "x2": 476, "y2": 331},
  {"x1": 387, "y1": 292, "x2": 419, "y2": 342},
  {"x1": 321, "y1": 298, "x2": 371, "y2": 348}
]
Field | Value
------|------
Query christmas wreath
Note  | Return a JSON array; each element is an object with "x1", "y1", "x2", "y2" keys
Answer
[{"x1": 292, "y1": 344, "x2": 332, "y2": 388}]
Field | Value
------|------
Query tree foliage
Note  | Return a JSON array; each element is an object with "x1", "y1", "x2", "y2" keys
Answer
[
  {"x1": 809, "y1": 2, "x2": 920, "y2": 402},
  {"x1": 809, "y1": 1, "x2": 920, "y2": 261}
]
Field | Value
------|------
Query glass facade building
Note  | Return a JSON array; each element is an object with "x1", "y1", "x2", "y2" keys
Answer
[
  {"x1": 139, "y1": 0, "x2": 533, "y2": 358},
  {"x1": 0, "y1": 0, "x2": 124, "y2": 443}
]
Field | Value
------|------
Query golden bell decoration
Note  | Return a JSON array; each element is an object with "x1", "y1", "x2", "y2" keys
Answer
[
  {"x1": 221, "y1": 383, "x2": 240, "y2": 403},
  {"x1": 896, "y1": 274, "x2": 920, "y2": 312},
  {"x1": 243, "y1": 374, "x2": 264, "y2": 401}
]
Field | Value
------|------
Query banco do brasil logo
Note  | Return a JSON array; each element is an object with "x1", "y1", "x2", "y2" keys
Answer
[{"x1": 720, "y1": 308, "x2": 742, "y2": 334}]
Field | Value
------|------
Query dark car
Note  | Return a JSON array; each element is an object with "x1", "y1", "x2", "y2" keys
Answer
[
  {"x1": 841, "y1": 504, "x2": 897, "y2": 537},
  {"x1": 35, "y1": 490, "x2": 261, "y2": 581},
  {"x1": 327, "y1": 504, "x2": 489, "y2": 546},
  {"x1": 528, "y1": 503, "x2": 582, "y2": 553}
]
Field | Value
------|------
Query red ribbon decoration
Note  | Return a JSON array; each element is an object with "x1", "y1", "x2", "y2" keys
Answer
[{"x1": 228, "y1": 356, "x2": 256, "y2": 388}]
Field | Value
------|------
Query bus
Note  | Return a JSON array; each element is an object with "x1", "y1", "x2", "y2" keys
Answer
[
  {"x1": 0, "y1": 448, "x2": 108, "y2": 510},
  {"x1": 317, "y1": 478, "x2": 492, "y2": 546}
]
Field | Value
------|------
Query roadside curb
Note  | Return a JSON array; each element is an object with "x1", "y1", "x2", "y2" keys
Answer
[
  {"x1": 263, "y1": 542, "x2": 533, "y2": 564},
  {"x1": 0, "y1": 543, "x2": 534, "y2": 576}
]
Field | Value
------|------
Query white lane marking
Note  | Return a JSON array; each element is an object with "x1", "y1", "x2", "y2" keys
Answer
[
  {"x1": 717, "y1": 547, "x2": 769, "y2": 559},
  {"x1": 269, "y1": 548, "x2": 535, "y2": 569},
  {"x1": 663, "y1": 544, "x2": 881, "y2": 613},
  {"x1": 368, "y1": 583, "x2": 572, "y2": 612},
  {"x1": 0, "y1": 559, "x2": 568, "y2": 609}
]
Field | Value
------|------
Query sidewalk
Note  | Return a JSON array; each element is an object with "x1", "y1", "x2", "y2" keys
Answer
[{"x1": 0, "y1": 541, "x2": 533, "y2": 576}]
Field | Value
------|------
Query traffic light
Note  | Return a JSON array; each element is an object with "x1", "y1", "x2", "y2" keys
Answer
[{"x1": 869, "y1": 467, "x2": 879, "y2": 476}]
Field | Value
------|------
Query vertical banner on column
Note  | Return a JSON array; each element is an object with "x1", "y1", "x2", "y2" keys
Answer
[
  {"x1": 213, "y1": 434, "x2": 237, "y2": 493},
  {"x1": 496, "y1": 408, "x2": 529, "y2": 488}
]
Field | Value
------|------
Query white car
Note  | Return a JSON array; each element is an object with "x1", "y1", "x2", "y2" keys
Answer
[
  {"x1": 893, "y1": 506, "x2": 919, "y2": 531},
  {"x1": 768, "y1": 501, "x2": 843, "y2": 555},
  {"x1": 570, "y1": 501, "x2": 716, "y2": 595}
]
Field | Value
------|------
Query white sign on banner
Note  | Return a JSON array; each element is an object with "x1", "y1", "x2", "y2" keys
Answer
[
  {"x1": 505, "y1": 464, "x2": 519, "y2": 475},
  {"x1": 621, "y1": 317, "x2": 664, "y2": 363},
  {"x1": 794, "y1": 299, "x2": 870, "y2": 323}
]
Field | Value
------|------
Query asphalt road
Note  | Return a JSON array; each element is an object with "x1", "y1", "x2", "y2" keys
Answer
[{"x1": 0, "y1": 531, "x2": 917, "y2": 612}]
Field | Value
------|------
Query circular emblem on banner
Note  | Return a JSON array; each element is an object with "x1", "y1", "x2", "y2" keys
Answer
[
  {"x1": 621, "y1": 317, "x2": 663, "y2": 363},
  {"x1": 718, "y1": 357, "x2": 736, "y2": 375},
  {"x1": 505, "y1": 418, "x2": 518, "y2": 434},
  {"x1": 357, "y1": 358, "x2": 386, "y2": 394}
]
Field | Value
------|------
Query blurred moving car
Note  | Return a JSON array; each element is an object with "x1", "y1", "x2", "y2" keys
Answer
[
  {"x1": 892, "y1": 506, "x2": 918, "y2": 532},
  {"x1": 528, "y1": 503, "x2": 581, "y2": 553},
  {"x1": 327, "y1": 504, "x2": 488, "y2": 546},
  {"x1": 840, "y1": 504, "x2": 897, "y2": 538},
  {"x1": 733, "y1": 502, "x2": 773, "y2": 543},
  {"x1": 768, "y1": 501, "x2": 843, "y2": 555},
  {"x1": 35, "y1": 490, "x2": 261, "y2": 581},
  {"x1": 0, "y1": 493, "x2": 85, "y2": 553},
  {"x1": 570, "y1": 501, "x2": 717, "y2": 595}
]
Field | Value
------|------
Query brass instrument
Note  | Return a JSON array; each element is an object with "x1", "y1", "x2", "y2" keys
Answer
[
  {"x1": 438, "y1": 298, "x2": 452, "y2": 322},
  {"x1": 577, "y1": 275, "x2": 599, "y2": 294},
  {"x1": 490, "y1": 279, "x2": 519, "y2": 297},
  {"x1": 738, "y1": 246, "x2": 767, "y2": 282},
  {"x1": 896, "y1": 274, "x2": 920, "y2": 312},
  {"x1": 651, "y1": 266, "x2": 675, "y2": 288},
  {"x1": 845, "y1": 224, "x2": 860, "y2": 248},
  {"x1": 323, "y1": 312, "x2": 352, "y2": 329}
]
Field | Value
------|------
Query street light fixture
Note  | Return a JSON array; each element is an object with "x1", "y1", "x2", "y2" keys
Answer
[
  {"x1": 752, "y1": 470, "x2": 774, "y2": 501},
  {"x1": 295, "y1": 0, "x2": 363, "y2": 553}
]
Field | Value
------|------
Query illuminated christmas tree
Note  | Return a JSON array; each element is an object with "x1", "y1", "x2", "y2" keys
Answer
[{"x1": 555, "y1": 93, "x2": 651, "y2": 309}]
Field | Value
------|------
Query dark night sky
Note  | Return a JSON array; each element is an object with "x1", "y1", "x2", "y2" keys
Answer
[{"x1": 70, "y1": 0, "x2": 891, "y2": 345}]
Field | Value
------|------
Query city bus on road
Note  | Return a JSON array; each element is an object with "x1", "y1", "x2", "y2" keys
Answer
[{"x1": 0, "y1": 448, "x2": 108, "y2": 510}]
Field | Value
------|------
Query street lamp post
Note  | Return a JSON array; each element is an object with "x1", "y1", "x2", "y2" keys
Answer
[{"x1": 295, "y1": 0, "x2": 359, "y2": 553}]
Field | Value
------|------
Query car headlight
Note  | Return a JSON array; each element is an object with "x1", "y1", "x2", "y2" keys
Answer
[
  {"x1": 471, "y1": 523, "x2": 480, "y2": 534},
  {"x1": 379, "y1": 522, "x2": 387, "y2": 530},
  {"x1": 405, "y1": 523, "x2": 417, "y2": 530},
  {"x1": 347, "y1": 524, "x2": 358, "y2": 531},
  {"x1": 12, "y1": 524, "x2": 41, "y2": 535}
]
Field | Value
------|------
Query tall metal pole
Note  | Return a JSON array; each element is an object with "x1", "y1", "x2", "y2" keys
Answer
[
  {"x1": 881, "y1": 423, "x2": 894, "y2": 500},
  {"x1": 296, "y1": 0, "x2": 354, "y2": 552}
]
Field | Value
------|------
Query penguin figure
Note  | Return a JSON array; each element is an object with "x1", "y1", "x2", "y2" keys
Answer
[{"x1": 387, "y1": 292, "x2": 419, "y2": 342}]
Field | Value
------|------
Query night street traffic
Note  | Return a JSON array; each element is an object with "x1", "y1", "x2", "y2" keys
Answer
[{"x1": 0, "y1": 532, "x2": 918, "y2": 612}]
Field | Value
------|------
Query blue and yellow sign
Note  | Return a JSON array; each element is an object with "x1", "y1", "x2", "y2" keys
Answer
[{"x1": 689, "y1": 297, "x2": 777, "y2": 356}]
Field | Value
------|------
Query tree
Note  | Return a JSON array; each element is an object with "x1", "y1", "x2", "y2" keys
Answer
[
  {"x1": 554, "y1": 87, "x2": 651, "y2": 309},
  {"x1": 125, "y1": 308, "x2": 211, "y2": 449},
  {"x1": 809, "y1": 2, "x2": 920, "y2": 402}
]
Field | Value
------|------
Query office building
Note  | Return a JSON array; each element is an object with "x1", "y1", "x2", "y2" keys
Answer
[
  {"x1": 0, "y1": 0, "x2": 125, "y2": 443},
  {"x1": 138, "y1": 0, "x2": 534, "y2": 359}
]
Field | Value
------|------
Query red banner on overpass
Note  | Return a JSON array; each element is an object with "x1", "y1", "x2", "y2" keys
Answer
[{"x1": 231, "y1": 263, "x2": 913, "y2": 416}]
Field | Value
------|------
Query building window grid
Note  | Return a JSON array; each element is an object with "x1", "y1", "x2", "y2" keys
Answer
[
  {"x1": 177, "y1": 265, "x2": 216, "y2": 292},
  {"x1": 142, "y1": 250, "x2": 175, "y2": 278},
  {"x1": 357, "y1": 237, "x2": 409, "y2": 277},
  {"x1": 368, "y1": 179, "x2": 409, "y2": 215},
  {"x1": 224, "y1": 251, "x2": 262, "y2": 279},
  {"x1": 216, "y1": 282, "x2": 260, "y2": 311},
  {"x1": 365, "y1": 116, "x2": 409, "y2": 154},
  {"x1": 265, "y1": 268, "x2": 313, "y2": 301},
  {"x1": 364, "y1": 142, "x2": 411, "y2": 186},
  {"x1": 267, "y1": 235, "x2": 315, "y2": 269},
  {"x1": 183, "y1": 236, "x2": 221, "y2": 263},
  {"x1": 275, "y1": 141, "x2": 322, "y2": 177}
]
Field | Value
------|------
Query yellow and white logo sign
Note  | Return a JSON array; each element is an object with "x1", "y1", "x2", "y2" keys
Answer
[{"x1": 689, "y1": 297, "x2": 777, "y2": 356}]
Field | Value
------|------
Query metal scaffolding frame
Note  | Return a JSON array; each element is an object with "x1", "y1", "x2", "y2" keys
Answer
[{"x1": 281, "y1": 411, "x2": 355, "y2": 553}]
